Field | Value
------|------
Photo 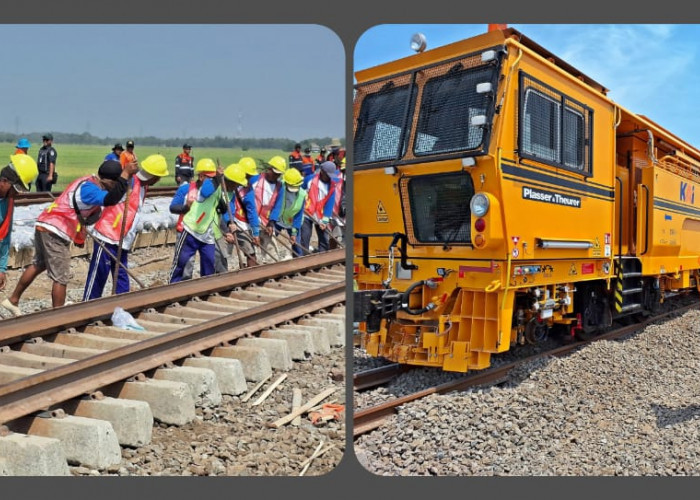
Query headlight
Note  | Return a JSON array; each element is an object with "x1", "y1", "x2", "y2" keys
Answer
[{"x1": 470, "y1": 193, "x2": 490, "y2": 217}]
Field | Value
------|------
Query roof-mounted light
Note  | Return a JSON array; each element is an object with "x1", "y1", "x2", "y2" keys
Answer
[
  {"x1": 410, "y1": 33, "x2": 427, "y2": 53},
  {"x1": 476, "y1": 83, "x2": 493, "y2": 94},
  {"x1": 462, "y1": 157, "x2": 476, "y2": 168},
  {"x1": 471, "y1": 115, "x2": 487, "y2": 127},
  {"x1": 481, "y1": 50, "x2": 497, "y2": 63}
]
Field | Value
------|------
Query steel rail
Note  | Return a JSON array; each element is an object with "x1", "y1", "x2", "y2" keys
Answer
[
  {"x1": 14, "y1": 186, "x2": 177, "y2": 206},
  {"x1": 0, "y1": 248, "x2": 344, "y2": 346},
  {"x1": 0, "y1": 282, "x2": 344, "y2": 424},
  {"x1": 353, "y1": 301, "x2": 700, "y2": 438},
  {"x1": 353, "y1": 364, "x2": 410, "y2": 391}
]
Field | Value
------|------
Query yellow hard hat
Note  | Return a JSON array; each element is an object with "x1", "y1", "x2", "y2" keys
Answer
[
  {"x1": 9, "y1": 154, "x2": 39, "y2": 190},
  {"x1": 267, "y1": 155, "x2": 287, "y2": 174},
  {"x1": 195, "y1": 158, "x2": 217, "y2": 174},
  {"x1": 239, "y1": 157, "x2": 258, "y2": 176},
  {"x1": 140, "y1": 154, "x2": 169, "y2": 177},
  {"x1": 283, "y1": 168, "x2": 303, "y2": 187},
  {"x1": 224, "y1": 163, "x2": 247, "y2": 185}
]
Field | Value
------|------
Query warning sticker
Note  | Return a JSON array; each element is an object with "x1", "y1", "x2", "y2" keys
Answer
[
  {"x1": 376, "y1": 201, "x2": 388, "y2": 223},
  {"x1": 592, "y1": 236, "x2": 601, "y2": 257}
]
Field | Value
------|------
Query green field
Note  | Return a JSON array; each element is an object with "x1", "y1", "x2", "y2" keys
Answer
[{"x1": 0, "y1": 143, "x2": 288, "y2": 190}]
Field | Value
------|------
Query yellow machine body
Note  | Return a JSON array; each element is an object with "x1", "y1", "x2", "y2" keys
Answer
[{"x1": 353, "y1": 28, "x2": 700, "y2": 372}]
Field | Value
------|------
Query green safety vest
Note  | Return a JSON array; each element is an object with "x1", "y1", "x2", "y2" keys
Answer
[
  {"x1": 279, "y1": 187, "x2": 307, "y2": 227},
  {"x1": 182, "y1": 185, "x2": 223, "y2": 239}
]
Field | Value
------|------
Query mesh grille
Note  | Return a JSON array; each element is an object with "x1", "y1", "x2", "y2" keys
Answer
[
  {"x1": 414, "y1": 64, "x2": 493, "y2": 156},
  {"x1": 353, "y1": 48, "x2": 502, "y2": 166},
  {"x1": 519, "y1": 72, "x2": 593, "y2": 174},
  {"x1": 401, "y1": 173, "x2": 475, "y2": 245},
  {"x1": 353, "y1": 75, "x2": 417, "y2": 164}
]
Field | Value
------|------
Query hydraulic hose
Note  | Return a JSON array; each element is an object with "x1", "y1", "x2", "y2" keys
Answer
[{"x1": 401, "y1": 279, "x2": 437, "y2": 315}]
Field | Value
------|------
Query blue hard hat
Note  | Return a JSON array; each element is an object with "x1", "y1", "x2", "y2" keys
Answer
[{"x1": 16, "y1": 138, "x2": 30, "y2": 149}]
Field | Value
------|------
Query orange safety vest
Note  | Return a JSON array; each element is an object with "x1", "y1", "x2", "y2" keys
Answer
[
  {"x1": 37, "y1": 175, "x2": 98, "y2": 244},
  {"x1": 305, "y1": 175, "x2": 334, "y2": 219},
  {"x1": 119, "y1": 150, "x2": 136, "y2": 168},
  {"x1": 332, "y1": 177, "x2": 344, "y2": 216},
  {"x1": 233, "y1": 186, "x2": 251, "y2": 224},
  {"x1": 92, "y1": 176, "x2": 144, "y2": 245},
  {"x1": 253, "y1": 177, "x2": 280, "y2": 227},
  {"x1": 0, "y1": 198, "x2": 14, "y2": 240}
]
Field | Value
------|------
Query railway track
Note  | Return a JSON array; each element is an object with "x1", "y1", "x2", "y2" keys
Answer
[
  {"x1": 0, "y1": 249, "x2": 346, "y2": 475},
  {"x1": 353, "y1": 299, "x2": 700, "y2": 438},
  {"x1": 14, "y1": 186, "x2": 177, "y2": 206}
]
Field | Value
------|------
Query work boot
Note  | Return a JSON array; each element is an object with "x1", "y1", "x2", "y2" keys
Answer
[{"x1": 1, "y1": 298, "x2": 22, "y2": 317}]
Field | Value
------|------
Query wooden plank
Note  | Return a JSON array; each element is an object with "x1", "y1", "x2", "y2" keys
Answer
[
  {"x1": 291, "y1": 388, "x2": 303, "y2": 426},
  {"x1": 240, "y1": 374, "x2": 272, "y2": 403},
  {"x1": 299, "y1": 440, "x2": 325, "y2": 476},
  {"x1": 251, "y1": 373, "x2": 287, "y2": 406},
  {"x1": 268, "y1": 386, "x2": 337, "y2": 428}
]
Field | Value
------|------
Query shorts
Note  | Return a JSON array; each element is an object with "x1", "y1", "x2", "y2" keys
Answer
[
  {"x1": 33, "y1": 229, "x2": 72, "y2": 285},
  {"x1": 234, "y1": 229, "x2": 256, "y2": 257}
]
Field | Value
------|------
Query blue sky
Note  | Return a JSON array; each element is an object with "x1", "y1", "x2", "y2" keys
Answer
[
  {"x1": 354, "y1": 24, "x2": 700, "y2": 148},
  {"x1": 0, "y1": 25, "x2": 344, "y2": 141}
]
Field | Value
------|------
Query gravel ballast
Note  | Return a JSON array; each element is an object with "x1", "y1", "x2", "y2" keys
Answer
[{"x1": 355, "y1": 309, "x2": 700, "y2": 476}]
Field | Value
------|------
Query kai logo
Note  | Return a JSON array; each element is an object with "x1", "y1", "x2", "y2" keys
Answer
[{"x1": 680, "y1": 181, "x2": 695, "y2": 204}]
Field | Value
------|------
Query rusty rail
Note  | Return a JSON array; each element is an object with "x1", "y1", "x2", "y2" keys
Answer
[
  {"x1": 0, "y1": 248, "x2": 345, "y2": 424},
  {"x1": 14, "y1": 186, "x2": 177, "y2": 206},
  {"x1": 1, "y1": 248, "x2": 344, "y2": 345},
  {"x1": 354, "y1": 301, "x2": 700, "y2": 438}
]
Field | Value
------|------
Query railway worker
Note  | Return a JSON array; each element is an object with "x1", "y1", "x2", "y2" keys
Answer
[
  {"x1": 175, "y1": 143, "x2": 195, "y2": 185},
  {"x1": 221, "y1": 162, "x2": 260, "y2": 269},
  {"x1": 120, "y1": 140, "x2": 137, "y2": 168},
  {"x1": 239, "y1": 156, "x2": 259, "y2": 183},
  {"x1": 300, "y1": 160, "x2": 337, "y2": 254},
  {"x1": 253, "y1": 156, "x2": 286, "y2": 262},
  {"x1": 104, "y1": 143, "x2": 124, "y2": 162},
  {"x1": 301, "y1": 147, "x2": 315, "y2": 177},
  {"x1": 2, "y1": 159, "x2": 139, "y2": 316},
  {"x1": 14, "y1": 138, "x2": 30, "y2": 155},
  {"x1": 169, "y1": 157, "x2": 200, "y2": 280},
  {"x1": 168, "y1": 158, "x2": 226, "y2": 283},
  {"x1": 329, "y1": 157, "x2": 346, "y2": 249},
  {"x1": 0, "y1": 155, "x2": 39, "y2": 293},
  {"x1": 288, "y1": 142, "x2": 304, "y2": 173},
  {"x1": 315, "y1": 147, "x2": 327, "y2": 168},
  {"x1": 210, "y1": 157, "x2": 258, "y2": 272},
  {"x1": 36, "y1": 133, "x2": 58, "y2": 193},
  {"x1": 272, "y1": 168, "x2": 307, "y2": 258},
  {"x1": 83, "y1": 154, "x2": 169, "y2": 301}
]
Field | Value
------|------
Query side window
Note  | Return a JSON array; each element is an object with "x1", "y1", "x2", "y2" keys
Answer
[
  {"x1": 522, "y1": 88, "x2": 561, "y2": 163},
  {"x1": 519, "y1": 72, "x2": 592, "y2": 175},
  {"x1": 354, "y1": 83, "x2": 417, "y2": 164}
]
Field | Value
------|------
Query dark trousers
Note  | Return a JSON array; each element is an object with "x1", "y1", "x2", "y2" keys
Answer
[
  {"x1": 299, "y1": 218, "x2": 329, "y2": 253},
  {"x1": 169, "y1": 231, "x2": 216, "y2": 283},
  {"x1": 83, "y1": 240, "x2": 130, "y2": 301},
  {"x1": 35, "y1": 172, "x2": 55, "y2": 192}
]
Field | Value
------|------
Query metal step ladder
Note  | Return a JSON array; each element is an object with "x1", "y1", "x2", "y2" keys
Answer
[{"x1": 614, "y1": 257, "x2": 643, "y2": 314}]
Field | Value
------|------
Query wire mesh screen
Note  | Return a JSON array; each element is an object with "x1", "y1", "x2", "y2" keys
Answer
[
  {"x1": 519, "y1": 72, "x2": 592, "y2": 174},
  {"x1": 401, "y1": 172, "x2": 475, "y2": 245},
  {"x1": 353, "y1": 47, "x2": 503, "y2": 166},
  {"x1": 414, "y1": 64, "x2": 494, "y2": 156},
  {"x1": 353, "y1": 75, "x2": 417, "y2": 165}
]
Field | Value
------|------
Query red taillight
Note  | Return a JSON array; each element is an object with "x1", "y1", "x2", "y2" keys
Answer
[
  {"x1": 353, "y1": 263, "x2": 360, "y2": 274},
  {"x1": 474, "y1": 218, "x2": 486, "y2": 232}
]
